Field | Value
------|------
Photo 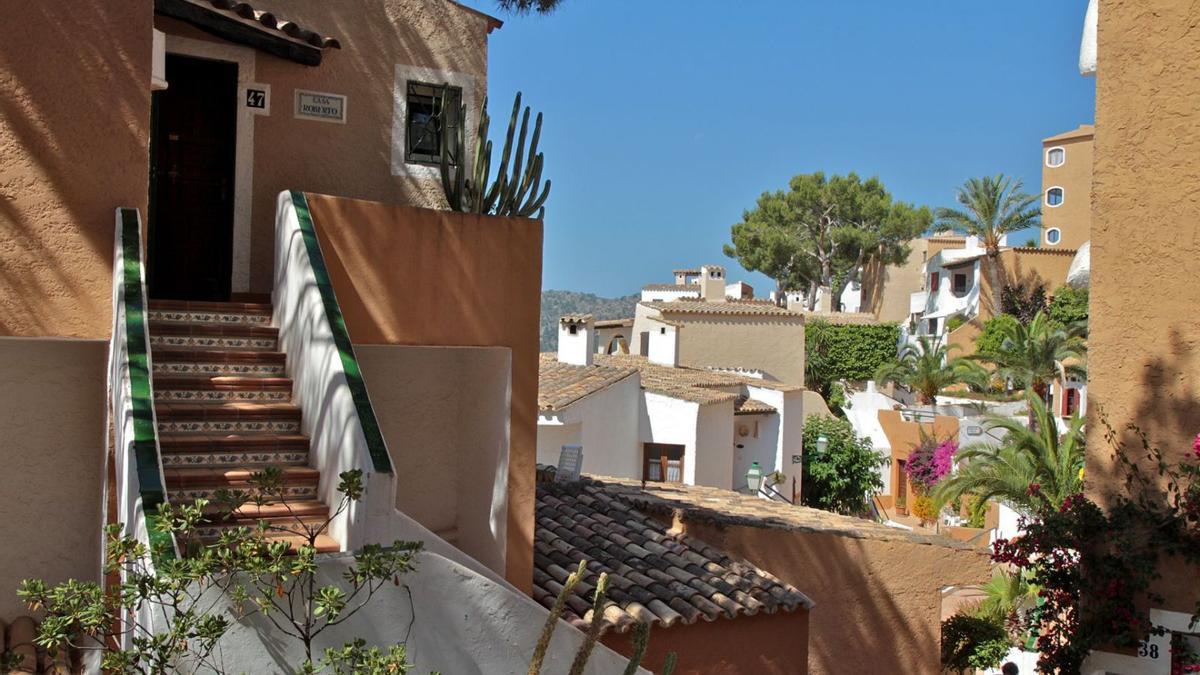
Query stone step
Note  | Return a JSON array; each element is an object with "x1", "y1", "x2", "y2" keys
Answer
[
  {"x1": 149, "y1": 321, "x2": 279, "y2": 351},
  {"x1": 148, "y1": 299, "x2": 272, "y2": 326},
  {"x1": 193, "y1": 510, "x2": 330, "y2": 541},
  {"x1": 165, "y1": 466, "x2": 320, "y2": 502},
  {"x1": 159, "y1": 432, "x2": 309, "y2": 468},
  {"x1": 156, "y1": 401, "x2": 301, "y2": 434},
  {"x1": 152, "y1": 347, "x2": 286, "y2": 377},
  {"x1": 154, "y1": 374, "x2": 293, "y2": 402}
]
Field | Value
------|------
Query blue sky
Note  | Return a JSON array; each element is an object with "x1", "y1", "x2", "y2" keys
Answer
[{"x1": 462, "y1": 0, "x2": 1096, "y2": 297}]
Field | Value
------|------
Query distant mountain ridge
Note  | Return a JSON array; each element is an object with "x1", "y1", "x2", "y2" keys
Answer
[{"x1": 541, "y1": 290, "x2": 638, "y2": 351}]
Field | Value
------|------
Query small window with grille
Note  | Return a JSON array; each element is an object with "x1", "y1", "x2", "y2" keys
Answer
[{"x1": 405, "y1": 81, "x2": 462, "y2": 166}]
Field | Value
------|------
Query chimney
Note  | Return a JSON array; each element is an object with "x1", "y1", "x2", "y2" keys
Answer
[
  {"x1": 786, "y1": 290, "x2": 805, "y2": 313},
  {"x1": 558, "y1": 314, "x2": 594, "y2": 366},
  {"x1": 647, "y1": 322, "x2": 679, "y2": 367},
  {"x1": 700, "y1": 265, "x2": 726, "y2": 302}
]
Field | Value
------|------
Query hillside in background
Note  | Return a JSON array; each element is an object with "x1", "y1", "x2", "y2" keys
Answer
[{"x1": 541, "y1": 290, "x2": 638, "y2": 351}]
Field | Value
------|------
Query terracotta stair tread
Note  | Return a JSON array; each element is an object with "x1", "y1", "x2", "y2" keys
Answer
[
  {"x1": 203, "y1": 500, "x2": 329, "y2": 519},
  {"x1": 153, "y1": 347, "x2": 285, "y2": 363},
  {"x1": 149, "y1": 299, "x2": 273, "y2": 314},
  {"x1": 156, "y1": 401, "x2": 301, "y2": 418},
  {"x1": 154, "y1": 374, "x2": 293, "y2": 390},
  {"x1": 159, "y1": 432, "x2": 310, "y2": 448},
  {"x1": 149, "y1": 321, "x2": 279, "y2": 337},
  {"x1": 166, "y1": 465, "x2": 319, "y2": 485}
]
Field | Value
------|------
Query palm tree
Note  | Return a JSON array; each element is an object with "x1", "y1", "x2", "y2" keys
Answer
[
  {"x1": 932, "y1": 394, "x2": 1085, "y2": 514},
  {"x1": 936, "y1": 175, "x2": 1041, "y2": 314},
  {"x1": 978, "y1": 311, "x2": 1086, "y2": 428},
  {"x1": 874, "y1": 335, "x2": 984, "y2": 404}
]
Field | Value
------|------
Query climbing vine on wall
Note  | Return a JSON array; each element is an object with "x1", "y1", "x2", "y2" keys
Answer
[{"x1": 805, "y1": 320, "x2": 900, "y2": 383}]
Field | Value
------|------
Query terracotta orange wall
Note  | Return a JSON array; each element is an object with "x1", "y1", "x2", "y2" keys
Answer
[
  {"x1": 304, "y1": 193, "x2": 542, "y2": 591},
  {"x1": 877, "y1": 410, "x2": 959, "y2": 500},
  {"x1": 1041, "y1": 131, "x2": 1093, "y2": 250},
  {"x1": 600, "y1": 609, "x2": 810, "y2": 675},
  {"x1": 0, "y1": 0, "x2": 152, "y2": 338},
  {"x1": 156, "y1": 0, "x2": 493, "y2": 293},
  {"x1": 1088, "y1": 0, "x2": 1200, "y2": 614},
  {"x1": 977, "y1": 248, "x2": 1075, "y2": 320},
  {"x1": 681, "y1": 519, "x2": 989, "y2": 675}
]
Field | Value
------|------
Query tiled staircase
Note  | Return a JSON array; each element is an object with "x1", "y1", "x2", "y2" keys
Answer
[{"x1": 148, "y1": 298, "x2": 338, "y2": 552}]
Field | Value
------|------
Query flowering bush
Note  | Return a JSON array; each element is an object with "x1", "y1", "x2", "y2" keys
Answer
[
  {"x1": 906, "y1": 437, "x2": 958, "y2": 492},
  {"x1": 991, "y1": 420, "x2": 1200, "y2": 674}
]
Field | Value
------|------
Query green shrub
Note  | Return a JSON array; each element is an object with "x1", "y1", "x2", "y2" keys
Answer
[
  {"x1": 1048, "y1": 286, "x2": 1088, "y2": 326},
  {"x1": 975, "y1": 314, "x2": 1020, "y2": 361},
  {"x1": 801, "y1": 416, "x2": 888, "y2": 515},
  {"x1": 826, "y1": 382, "x2": 847, "y2": 416},
  {"x1": 946, "y1": 314, "x2": 966, "y2": 333},
  {"x1": 806, "y1": 320, "x2": 900, "y2": 382},
  {"x1": 941, "y1": 613, "x2": 1012, "y2": 674}
]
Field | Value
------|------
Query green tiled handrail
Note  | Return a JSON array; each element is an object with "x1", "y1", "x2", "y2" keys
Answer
[
  {"x1": 117, "y1": 207, "x2": 176, "y2": 561},
  {"x1": 290, "y1": 191, "x2": 393, "y2": 474}
]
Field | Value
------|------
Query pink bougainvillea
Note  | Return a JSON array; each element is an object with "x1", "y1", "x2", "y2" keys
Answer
[{"x1": 906, "y1": 437, "x2": 958, "y2": 491}]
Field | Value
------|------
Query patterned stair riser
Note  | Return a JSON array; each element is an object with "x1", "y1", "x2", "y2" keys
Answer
[
  {"x1": 149, "y1": 309, "x2": 271, "y2": 325},
  {"x1": 157, "y1": 418, "x2": 301, "y2": 434},
  {"x1": 151, "y1": 334, "x2": 278, "y2": 350},
  {"x1": 169, "y1": 483, "x2": 319, "y2": 502},
  {"x1": 161, "y1": 449, "x2": 310, "y2": 467},
  {"x1": 155, "y1": 387, "x2": 292, "y2": 402},
  {"x1": 155, "y1": 361, "x2": 286, "y2": 376},
  {"x1": 193, "y1": 516, "x2": 328, "y2": 541}
]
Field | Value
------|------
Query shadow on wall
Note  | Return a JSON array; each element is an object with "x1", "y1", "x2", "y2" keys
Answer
[
  {"x1": 0, "y1": 1, "x2": 152, "y2": 337},
  {"x1": 1089, "y1": 327, "x2": 1200, "y2": 610}
]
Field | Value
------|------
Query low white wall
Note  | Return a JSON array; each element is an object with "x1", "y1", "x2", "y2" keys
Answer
[
  {"x1": 211, "y1": 551, "x2": 642, "y2": 675},
  {"x1": 536, "y1": 415, "x2": 581, "y2": 467}
]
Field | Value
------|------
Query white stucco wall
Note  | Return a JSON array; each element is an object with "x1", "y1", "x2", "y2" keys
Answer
[
  {"x1": 640, "y1": 288, "x2": 699, "y2": 303},
  {"x1": 731, "y1": 412, "x2": 778, "y2": 492},
  {"x1": 844, "y1": 386, "x2": 902, "y2": 494},
  {"x1": 640, "y1": 392, "x2": 700, "y2": 481},
  {"x1": 536, "y1": 374, "x2": 641, "y2": 479},
  {"x1": 212, "y1": 551, "x2": 642, "y2": 674},
  {"x1": 694, "y1": 401, "x2": 735, "y2": 489},
  {"x1": 918, "y1": 249, "x2": 983, "y2": 334}
]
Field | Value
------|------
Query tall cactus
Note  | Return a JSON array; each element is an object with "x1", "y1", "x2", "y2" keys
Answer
[{"x1": 440, "y1": 86, "x2": 551, "y2": 219}]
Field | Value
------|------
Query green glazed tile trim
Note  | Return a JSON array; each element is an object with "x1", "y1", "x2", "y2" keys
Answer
[
  {"x1": 290, "y1": 191, "x2": 393, "y2": 474},
  {"x1": 119, "y1": 208, "x2": 175, "y2": 562}
]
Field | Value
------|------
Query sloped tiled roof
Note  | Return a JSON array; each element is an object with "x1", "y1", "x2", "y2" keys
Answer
[
  {"x1": 560, "y1": 313, "x2": 594, "y2": 323},
  {"x1": 734, "y1": 396, "x2": 777, "y2": 415},
  {"x1": 594, "y1": 354, "x2": 799, "y2": 406},
  {"x1": 179, "y1": 0, "x2": 342, "y2": 49},
  {"x1": 644, "y1": 298, "x2": 799, "y2": 317},
  {"x1": 538, "y1": 354, "x2": 638, "y2": 411},
  {"x1": 594, "y1": 318, "x2": 634, "y2": 329},
  {"x1": 534, "y1": 478, "x2": 813, "y2": 633}
]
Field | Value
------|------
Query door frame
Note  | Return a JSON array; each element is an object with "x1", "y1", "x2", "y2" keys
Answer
[{"x1": 162, "y1": 34, "x2": 262, "y2": 294}]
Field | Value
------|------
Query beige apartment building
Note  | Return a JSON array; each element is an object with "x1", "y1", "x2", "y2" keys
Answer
[{"x1": 1041, "y1": 124, "x2": 1094, "y2": 250}]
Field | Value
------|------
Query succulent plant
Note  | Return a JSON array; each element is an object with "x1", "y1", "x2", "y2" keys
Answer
[{"x1": 440, "y1": 87, "x2": 551, "y2": 219}]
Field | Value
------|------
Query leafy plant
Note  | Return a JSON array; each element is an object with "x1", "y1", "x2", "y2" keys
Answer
[
  {"x1": 18, "y1": 469, "x2": 423, "y2": 673},
  {"x1": 975, "y1": 314, "x2": 1021, "y2": 362},
  {"x1": 988, "y1": 415, "x2": 1200, "y2": 673},
  {"x1": 910, "y1": 494, "x2": 937, "y2": 526},
  {"x1": 1048, "y1": 286, "x2": 1088, "y2": 327},
  {"x1": 801, "y1": 415, "x2": 888, "y2": 515},
  {"x1": 946, "y1": 314, "x2": 967, "y2": 333},
  {"x1": 905, "y1": 436, "x2": 958, "y2": 492},
  {"x1": 941, "y1": 613, "x2": 1012, "y2": 674},
  {"x1": 874, "y1": 335, "x2": 985, "y2": 404},
  {"x1": 974, "y1": 310, "x2": 1086, "y2": 428},
  {"x1": 440, "y1": 89, "x2": 551, "y2": 219},
  {"x1": 932, "y1": 394, "x2": 1085, "y2": 515},
  {"x1": 806, "y1": 320, "x2": 901, "y2": 385},
  {"x1": 1001, "y1": 282, "x2": 1048, "y2": 325}
]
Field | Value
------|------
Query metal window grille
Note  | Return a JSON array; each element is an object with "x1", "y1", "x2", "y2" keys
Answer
[{"x1": 405, "y1": 81, "x2": 461, "y2": 166}]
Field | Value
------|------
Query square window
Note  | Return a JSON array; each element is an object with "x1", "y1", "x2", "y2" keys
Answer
[
  {"x1": 405, "y1": 81, "x2": 462, "y2": 166},
  {"x1": 953, "y1": 273, "x2": 968, "y2": 294}
]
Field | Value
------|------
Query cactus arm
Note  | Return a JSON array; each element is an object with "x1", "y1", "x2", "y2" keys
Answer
[
  {"x1": 568, "y1": 572, "x2": 610, "y2": 675},
  {"x1": 661, "y1": 652, "x2": 678, "y2": 675},
  {"x1": 620, "y1": 623, "x2": 652, "y2": 675},
  {"x1": 528, "y1": 560, "x2": 586, "y2": 675}
]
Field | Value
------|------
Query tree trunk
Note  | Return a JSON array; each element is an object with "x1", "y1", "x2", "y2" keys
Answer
[{"x1": 986, "y1": 249, "x2": 1003, "y2": 317}]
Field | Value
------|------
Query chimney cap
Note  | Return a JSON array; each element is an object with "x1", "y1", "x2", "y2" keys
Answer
[{"x1": 560, "y1": 313, "x2": 594, "y2": 325}]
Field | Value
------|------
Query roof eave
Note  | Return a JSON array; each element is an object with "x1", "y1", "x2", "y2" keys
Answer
[{"x1": 156, "y1": 0, "x2": 327, "y2": 66}]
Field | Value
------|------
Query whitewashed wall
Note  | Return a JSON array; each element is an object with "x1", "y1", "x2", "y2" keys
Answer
[
  {"x1": 694, "y1": 401, "x2": 735, "y2": 489},
  {"x1": 640, "y1": 392, "x2": 699, "y2": 482}
]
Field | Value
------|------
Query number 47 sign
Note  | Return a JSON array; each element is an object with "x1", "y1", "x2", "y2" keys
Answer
[{"x1": 243, "y1": 84, "x2": 270, "y2": 116}]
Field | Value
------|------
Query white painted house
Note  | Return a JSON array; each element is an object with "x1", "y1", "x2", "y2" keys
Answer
[
  {"x1": 909, "y1": 237, "x2": 988, "y2": 338},
  {"x1": 538, "y1": 314, "x2": 823, "y2": 496}
]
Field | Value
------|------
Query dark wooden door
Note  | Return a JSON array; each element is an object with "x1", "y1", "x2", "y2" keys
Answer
[{"x1": 149, "y1": 54, "x2": 238, "y2": 301}]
